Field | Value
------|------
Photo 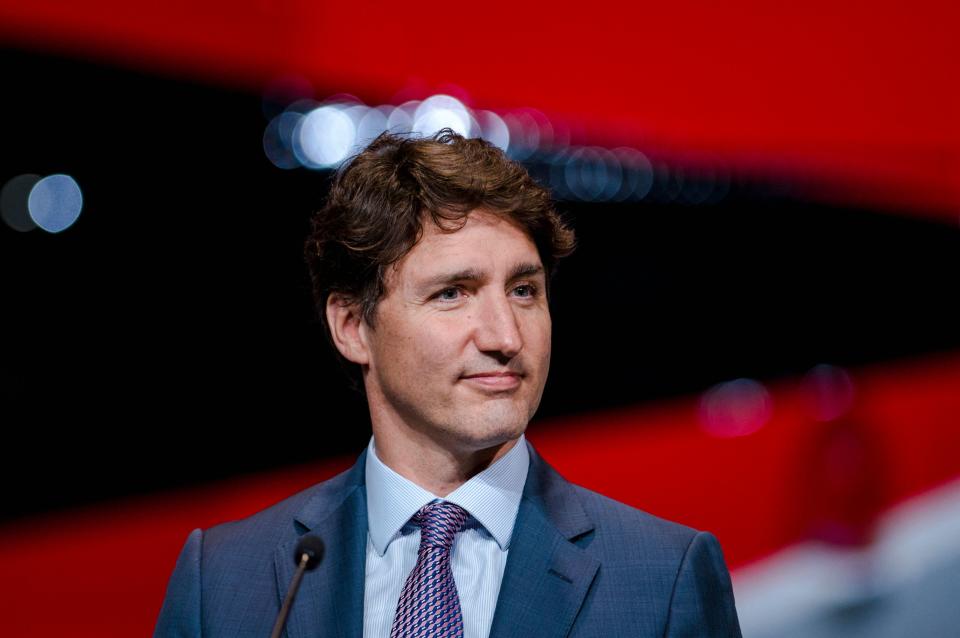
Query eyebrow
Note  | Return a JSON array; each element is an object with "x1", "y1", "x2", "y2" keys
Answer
[
  {"x1": 509, "y1": 262, "x2": 544, "y2": 281},
  {"x1": 419, "y1": 262, "x2": 544, "y2": 290}
]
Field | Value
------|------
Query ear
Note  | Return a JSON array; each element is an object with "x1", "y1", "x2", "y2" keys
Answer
[{"x1": 325, "y1": 293, "x2": 370, "y2": 365}]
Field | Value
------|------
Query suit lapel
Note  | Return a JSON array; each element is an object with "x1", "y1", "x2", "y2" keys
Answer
[
  {"x1": 269, "y1": 443, "x2": 597, "y2": 638},
  {"x1": 275, "y1": 451, "x2": 368, "y2": 638},
  {"x1": 489, "y1": 443, "x2": 600, "y2": 638}
]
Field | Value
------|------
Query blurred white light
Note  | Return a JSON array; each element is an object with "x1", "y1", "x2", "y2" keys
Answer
[
  {"x1": 27, "y1": 174, "x2": 83, "y2": 233},
  {"x1": 1, "y1": 174, "x2": 40, "y2": 232},
  {"x1": 503, "y1": 111, "x2": 539, "y2": 160},
  {"x1": 414, "y1": 109, "x2": 464, "y2": 137},
  {"x1": 562, "y1": 149, "x2": 587, "y2": 200},
  {"x1": 340, "y1": 104, "x2": 369, "y2": 123},
  {"x1": 564, "y1": 147, "x2": 621, "y2": 201},
  {"x1": 612, "y1": 147, "x2": 654, "y2": 201},
  {"x1": 28, "y1": 174, "x2": 83, "y2": 233},
  {"x1": 386, "y1": 106, "x2": 414, "y2": 134},
  {"x1": 341, "y1": 104, "x2": 375, "y2": 154},
  {"x1": 699, "y1": 378, "x2": 773, "y2": 437},
  {"x1": 319, "y1": 94, "x2": 363, "y2": 113},
  {"x1": 263, "y1": 111, "x2": 304, "y2": 169},
  {"x1": 298, "y1": 105, "x2": 356, "y2": 168},
  {"x1": 413, "y1": 94, "x2": 473, "y2": 137},
  {"x1": 355, "y1": 106, "x2": 390, "y2": 148},
  {"x1": 596, "y1": 147, "x2": 623, "y2": 201},
  {"x1": 285, "y1": 97, "x2": 321, "y2": 115},
  {"x1": 396, "y1": 100, "x2": 421, "y2": 115},
  {"x1": 276, "y1": 110, "x2": 303, "y2": 145},
  {"x1": 522, "y1": 108, "x2": 555, "y2": 150},
  {"x1": 476, "y1": 110, "x2": 510, "y2": 151}
]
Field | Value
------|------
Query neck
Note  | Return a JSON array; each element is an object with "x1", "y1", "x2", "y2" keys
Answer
[{"x1": 372, "y1": 427, "x2": 520, "y2": 497}]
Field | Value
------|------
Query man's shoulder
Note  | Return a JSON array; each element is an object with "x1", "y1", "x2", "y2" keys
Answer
[
  {"x1": 561, "y1": 480, "x2": 701, "y2": 564},
  {"x1": 528, "y1": 445, "x2": 700, "y2": 561},
  {"x1": 571, "y1": 483, "x2": 698, "y2": 545},
  {"x1": 530, "y1": 462, "x2": 742, "y2": 637}
]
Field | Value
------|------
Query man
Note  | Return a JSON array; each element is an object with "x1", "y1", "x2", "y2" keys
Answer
[{"x1": 155, "y1": 130, "x2": 742, "y2": 637}]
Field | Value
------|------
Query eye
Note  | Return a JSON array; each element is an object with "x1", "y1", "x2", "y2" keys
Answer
[
  {"x1": 435, "y1": 287, "x2": 462, "y2": 301},
  {"x1": 512, "y1": 284, "x2": 538, "y2": 298}
]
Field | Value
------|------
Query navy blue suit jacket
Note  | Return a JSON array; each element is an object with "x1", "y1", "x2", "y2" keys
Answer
[{"x1": 155, "y1": 442, "x2": 742, "y2": 637}]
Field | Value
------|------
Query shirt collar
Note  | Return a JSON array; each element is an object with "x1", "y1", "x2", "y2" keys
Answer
[{"x1": 365, "y1": 434, "x2": 530, "y2": 556}]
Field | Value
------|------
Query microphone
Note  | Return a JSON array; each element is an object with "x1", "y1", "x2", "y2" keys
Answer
[{"x1": 270, "y1": 535, "x2": 325, "y2": 638}]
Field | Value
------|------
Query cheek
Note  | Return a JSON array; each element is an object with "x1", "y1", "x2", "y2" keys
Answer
[
  {"x1": 527, "y1": 315, "x2": 552, "y2": 357},
  {"x1": 419, "y1": 330, "x2": 467, "y2": 371},
  {"x1": 383, "y1": 320, "x2": 460, "y2": 370}
]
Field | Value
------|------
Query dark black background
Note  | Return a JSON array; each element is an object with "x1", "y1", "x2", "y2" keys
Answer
[{"x1": 2, "y1": 47, "x2": 958, "y2": 520}]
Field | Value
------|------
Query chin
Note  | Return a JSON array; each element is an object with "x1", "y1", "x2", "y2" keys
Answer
[{"x1": 448, "y1": 408, "x2": 529, "y2": 450}]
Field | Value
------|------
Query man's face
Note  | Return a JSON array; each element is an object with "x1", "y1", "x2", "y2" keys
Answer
[{"x1": 359, "y1": 210, "x2": 552, "y2": 455}]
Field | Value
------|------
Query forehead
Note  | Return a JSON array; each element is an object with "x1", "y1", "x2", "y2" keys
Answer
[{"x1": 389, "y1": 210, "x2": 543, "y2": 283}]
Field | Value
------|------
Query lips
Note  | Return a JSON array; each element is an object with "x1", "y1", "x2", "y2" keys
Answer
[{"x1": 461, "y1": 371, "x2": 523, "y2": 390}]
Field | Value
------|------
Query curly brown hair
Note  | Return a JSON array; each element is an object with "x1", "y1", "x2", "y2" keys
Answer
[{"x1": 304, "y1": 129, "x2": 576, "y2": 333}]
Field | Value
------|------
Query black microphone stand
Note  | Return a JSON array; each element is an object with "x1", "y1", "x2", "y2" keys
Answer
[{"x1": 270, "y1": 535, "x2": 325, "y2": 638}]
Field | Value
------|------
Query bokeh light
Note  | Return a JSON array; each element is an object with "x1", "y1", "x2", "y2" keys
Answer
[
  {"x1": 699, "y1": 378, "x2": 773, "y2": 437},
  {"x1": 502, "y1": 111, "x2": 540, "y2": 160},
  {"x1": 263, "y1": 111, "x2": 303, "y2": 169},
  {"x1": 412, "y1": 94, "x2": 474, "y2": 138},
  {"x1": 355, "y1": 106, "x2": 390, "y2": 147},
  {"x1": 386, "y1": 102, "x2": 416, "y2": 134},
  {"x1": 521, "y1": 108, "x2": 555, "y2": 152},
  {"x1": 27, "y1": 174, "x2": 83, "y2": 233},
  {"x1": 475, "y1": 110, "x2": 510, "y2": 151},
  {"x1": 259, "y1": 92, "x2": 728, "y2": 208},
  {"x1": 803, "y1": 364, "x2": 856, "y2": 422},
  {"x1": 297, "y1": 105, "x2": 356, "y2": 168},
  {"x1": 1, "y1": 174, "x2": 41, "y2": 232},
  {"x1": 612, "y1": 147, "x2": 654, "y2": 201},
  {"x1": 564, "y1": 147, "x2": 622, "y2": 202}
]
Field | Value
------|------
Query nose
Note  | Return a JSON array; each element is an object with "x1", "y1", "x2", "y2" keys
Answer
[{"x1": 473, "y1": 292, "x2": 524, "y2": 359}]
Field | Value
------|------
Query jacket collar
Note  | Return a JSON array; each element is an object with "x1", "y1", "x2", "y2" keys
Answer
[
  {"x1": 488, "y1": 440, "x2": 599, "y2": 638},
  {"x1": 275, "y1": 441, "x2": 599, "y2": 638},
  {"x1": 276, "y1": 448, "x2": 368, "y2": 638}
]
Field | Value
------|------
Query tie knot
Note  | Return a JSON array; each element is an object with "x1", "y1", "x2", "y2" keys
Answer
[{"x1": 413, "y1": 501, "x2": 468, "y2": 550}]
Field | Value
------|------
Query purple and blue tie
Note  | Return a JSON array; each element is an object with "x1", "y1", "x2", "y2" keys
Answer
[{"x1": 390, "y1": 501, "x2": 469, "y2": 638}]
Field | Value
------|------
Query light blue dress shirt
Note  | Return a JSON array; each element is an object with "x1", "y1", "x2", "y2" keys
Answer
[{"x1": 363, "y1": 435, "x2": 530, "y2": 638}]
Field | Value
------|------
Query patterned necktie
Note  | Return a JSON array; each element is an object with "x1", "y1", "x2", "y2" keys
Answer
[{"x1": 390, "y1": 500, "x2": 469, "y2": 638}]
